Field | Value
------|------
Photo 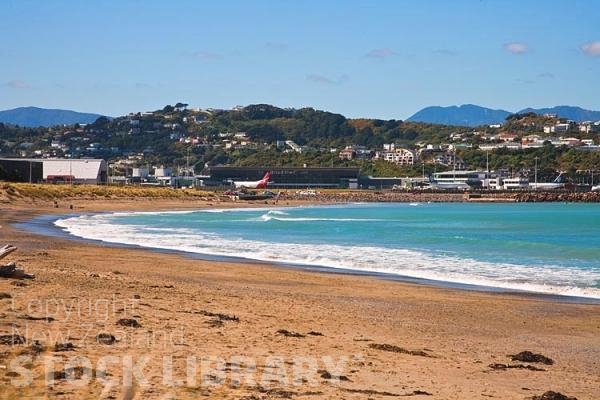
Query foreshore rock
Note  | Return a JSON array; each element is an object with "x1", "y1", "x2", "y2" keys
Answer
[
  {"x1": 288, "y1": 191, "x2": 464, "y2": 203},
  {"x1": 286, "y1": 190, "x2": 600, "y2": 203},
  {"x1": 514, "y1": 191, "x2": 600, "y2": 203}
]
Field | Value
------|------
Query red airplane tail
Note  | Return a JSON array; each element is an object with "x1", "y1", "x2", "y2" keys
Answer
[{"x1": 256, "y1": 172, "x2": 271, "y2": 189}]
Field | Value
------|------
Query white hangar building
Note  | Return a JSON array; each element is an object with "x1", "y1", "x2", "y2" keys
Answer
[
  {"x1": 42, "y1": 159, "x2": 107, "y2": 184},
  {"x1": 0, "y1": 158, "x2": 107, "y2": 184}
]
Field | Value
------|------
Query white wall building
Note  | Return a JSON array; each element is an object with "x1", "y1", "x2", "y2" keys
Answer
[
  {"x1": 42, "y1": 159, "x2": 107, "y2": 184},
  {"x1": 376, "y1": 148, "x2": 416, "y2": 166},
  {"x1": 0, "y1": 158, "x2": 109, "y2": 184},
  {"x1": 131, "y1": 167, "x2": 150, "y2": 178},
  {"x1": 154, "y1": 166, "x2": 172, "y2": 177}
]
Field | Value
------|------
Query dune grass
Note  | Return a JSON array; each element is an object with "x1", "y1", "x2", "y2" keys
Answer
[{"x1": 0, "y1": 183, "x2": 217, "y2": 201}]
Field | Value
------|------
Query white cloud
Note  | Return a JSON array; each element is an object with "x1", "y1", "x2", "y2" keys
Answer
[
  {"x1": 6, "y1": 80, "x2": 30, "y2": 89},
  {"x1": 504, "y1": 42, "x2": 529, "y2": 54},
  {"x1": 582, "y1": 41, "x2": 600, "y2": 56},
  {"x1": 307, "y1": 74, "x2": 348, "y2": 85},
  {"x1": 265, "y1": 42, "x2": 288, "y2": 52},
  {"x1": 307, "y1": 74, "x2": 335, "y2": 84},
  {"x1": 192, "y1": 51, "x2": 222, "y2": 61},
  {"x1": 366, "y1": 48, "x2": 397, "y2": 59},
  {"x1": 517, "y1": 78, "x2": 535, "y2": 85},
  {"x1": 537, "y1": 72, "x2": 554, "y2": 79},
  {"x1": 433, "y1": 49, "x2": 458, "y2": 56}
]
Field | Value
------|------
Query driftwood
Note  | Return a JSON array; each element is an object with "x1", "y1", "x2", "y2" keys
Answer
[
  {"x1": 0, "y1": 245, "x2": 17, "y2": 260},
  {"x1": 0, "y1": 262, "x2": 34, "y2": 279},
  {"x1": 0, "y1": 246, "x2": 34, "y2": 279}
]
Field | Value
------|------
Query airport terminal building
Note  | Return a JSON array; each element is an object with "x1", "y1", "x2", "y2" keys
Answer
[
  {"x1": 205, "y1": 166, "x2": 360, "y2": 189},
  {"x1": 1, "y1": 160, "x2": 404, "y2": 189}
]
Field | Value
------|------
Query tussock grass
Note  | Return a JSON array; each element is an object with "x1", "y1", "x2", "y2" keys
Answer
[{"x1": 0, "y1": 183, "x2": 216, "y2": 201}]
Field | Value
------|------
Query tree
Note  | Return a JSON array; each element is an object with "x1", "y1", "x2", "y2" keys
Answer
[
  {"x1": 90, "y1": 116, "x2": 111, "y2": 130},
  {"x1": 244, "y1": 123, "x2": 284, "y2": 142}
]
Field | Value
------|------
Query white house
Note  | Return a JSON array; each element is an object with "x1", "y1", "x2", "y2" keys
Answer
[{"x1": 376, "y1": 148, "x2": 416, "y2": 166}]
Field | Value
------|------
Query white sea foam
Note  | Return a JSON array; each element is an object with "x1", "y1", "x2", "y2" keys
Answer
[
  {"x1": 200, "y1": 207, "x2": 285, "y2": 213},
  {"x1": 266, "y1": 210, "x2": 289, "y2": 215},
  {"x1": 54, "y1": 212, "x2": 600, "y2": 299},
  {"x1": 105, "y1": 210, "x2": 199, "y2": 217},
  {"x1": 261, "y1": 216, "x2": 385, "y2": 222},
  {"x1": 255, "y1": 209, "x2": 385, "y2": 223}
]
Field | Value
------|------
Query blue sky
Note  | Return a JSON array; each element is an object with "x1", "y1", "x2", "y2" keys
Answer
[{"x1": 1, "y1": 0, "x2": 598, "y2": 119}]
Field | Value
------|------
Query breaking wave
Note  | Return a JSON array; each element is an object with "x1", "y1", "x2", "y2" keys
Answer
[{"x1": 54, "y1": 207, "x2": 600, "y2": 300}]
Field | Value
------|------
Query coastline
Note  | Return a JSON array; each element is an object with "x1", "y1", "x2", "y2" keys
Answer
[
  {"x1": 1, "y1": 198, "x2": 599, "y2": 399},
  {"x1": 19, "y1": 209, "x2": 600, "y2": 305}
]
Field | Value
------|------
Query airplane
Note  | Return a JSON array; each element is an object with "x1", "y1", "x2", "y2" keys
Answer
[
  {"x1": 232, "y1": 171, "x2": 271, "y2": 189},
  {"x1": 424, "y1": 181, "x2": 471, "y2": 191},
  {"x1": 528, "y1": 172, "x2": 565, "y2": 190}
]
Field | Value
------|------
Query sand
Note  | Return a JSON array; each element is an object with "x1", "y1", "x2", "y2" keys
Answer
[{"x1": 1, "y1": 198, "x2": 599, "y2": 400}]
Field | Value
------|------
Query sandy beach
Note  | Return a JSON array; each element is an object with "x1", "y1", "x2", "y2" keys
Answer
[{"x1": 1, "y1": 197, "x2": 599, "y2": 400}]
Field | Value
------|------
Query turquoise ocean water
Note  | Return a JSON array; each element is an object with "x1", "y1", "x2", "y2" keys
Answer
[{"x1": 54, "y1": 203, "x2": 600, "y2": 298}]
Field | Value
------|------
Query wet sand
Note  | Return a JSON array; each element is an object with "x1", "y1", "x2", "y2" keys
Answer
[{"x1": 1, "y1": 198, "x2": 599, "y2": 399}]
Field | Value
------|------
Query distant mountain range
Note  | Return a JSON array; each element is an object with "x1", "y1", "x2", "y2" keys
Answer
[
  {"x1": 407, "y1": 104, "x2": 511, "y2": 127},
  {"x1": 2, "y1": 105, "x2": 599, "y2": 129},
  {"x1": 517, "y1": 106, "x2": 600, "y2": 123},
  {"x1": 0, "y1": 106, "x2": 105, "y2": 127},
  {"x1": 407, "y1": 104, "x2": 600, "y2": 127}
]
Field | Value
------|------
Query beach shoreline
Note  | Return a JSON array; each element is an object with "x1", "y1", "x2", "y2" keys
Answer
[
  {"x1": 1, "y1": 198, "x2": 599, "y2": 399},
  {"x1": 17, "y1": 208, "x2": 600, "y2": 306}
]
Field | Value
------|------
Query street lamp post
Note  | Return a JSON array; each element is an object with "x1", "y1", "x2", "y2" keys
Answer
[
  {"x1": 485, "y1": 150, "x2": 489, "y2": 190},
  {"x1": 452, "y1": 148, "x2": 456, "y2": 182},
  {"x1": 186, "y1": 147, "x2": 190, "y2": 177},
  {"x1": 534, "y1": 157, "x2": 538, "y2": 191}
]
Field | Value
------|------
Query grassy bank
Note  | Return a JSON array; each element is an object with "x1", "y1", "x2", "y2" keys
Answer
[{"x1": 0, "y1": 183, "x2": 218, "y2": 202}]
